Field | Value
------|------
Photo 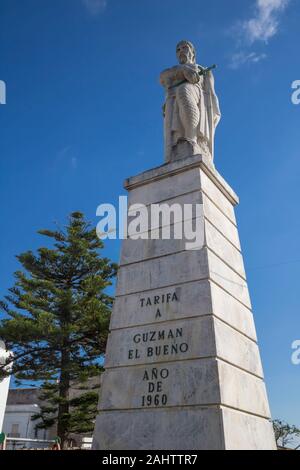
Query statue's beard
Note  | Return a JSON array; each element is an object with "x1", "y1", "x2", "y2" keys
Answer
[
  {"x1": 179, "y1": 54, "x2": 188, "y2": 64},
  {"x1": 179, "y1": 53, "x2": 192, "y2": 64}
]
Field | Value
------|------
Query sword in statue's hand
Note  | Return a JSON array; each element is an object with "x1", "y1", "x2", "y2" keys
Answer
[
  {"x1": 170, "y1": 64, "x2": 217, "y2": 89},
  {"x1": 197, "y1": 64, "x2": 217, "y2": 76}
]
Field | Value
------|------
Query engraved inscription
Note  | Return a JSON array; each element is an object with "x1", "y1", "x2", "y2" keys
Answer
[
  {"x1": 140, "y1": 291, "x2": 179, "y2": 308},
  {"x1": 139, "y1": 291, "x2": 180, "y2": 321},
  {"x1": 128, "y1": 326, "x2": 189, "y2": 361},
  {"x1": 141, "y1": 367, "x2": 169, "y2": 408}
]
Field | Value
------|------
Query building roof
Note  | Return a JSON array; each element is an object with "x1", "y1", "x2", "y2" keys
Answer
[{"x1": 7, "y1": 388, "x2": 40, "y2": 405}]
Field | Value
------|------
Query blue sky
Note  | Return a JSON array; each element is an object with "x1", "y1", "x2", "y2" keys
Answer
[{"x1": 0, "y1": 0, "x2": 300, "y2": 427}]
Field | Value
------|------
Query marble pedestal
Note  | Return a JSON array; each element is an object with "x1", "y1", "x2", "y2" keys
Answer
[{"x1": 92, "y1": 154, "x2": 276, "y2": 450}]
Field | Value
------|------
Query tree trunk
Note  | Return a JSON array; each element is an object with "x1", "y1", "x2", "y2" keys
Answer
[{"x1": 57, "y1": 347, "x2": 70, "y2": 448}]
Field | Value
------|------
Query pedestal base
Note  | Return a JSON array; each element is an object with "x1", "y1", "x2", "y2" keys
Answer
[{"x1": 93, "y1": 155, "x2": 276, "y2": 450}]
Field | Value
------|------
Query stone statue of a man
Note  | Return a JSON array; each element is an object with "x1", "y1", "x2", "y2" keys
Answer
[{"x1": 160, "y1": 40, "x2": 221, "y2": 163}]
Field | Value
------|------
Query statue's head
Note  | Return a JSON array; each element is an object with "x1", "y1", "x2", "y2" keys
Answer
[{"x1": 176, "y1": 40, "x2": 196, "y2": 65}]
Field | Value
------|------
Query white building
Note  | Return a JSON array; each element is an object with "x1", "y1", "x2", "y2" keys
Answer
[
  {"x1": 2, "y1": 378, "x2": 100, "y2": 449},
  {"x1": 2, "y1": 388, "x2": 56, "y2": 449},
  {"x1": 4, "y1": 403, "x2": 42, "y2": 439},
  {"x1": 0, "y1": 340, "x2": 11, "y2": 432}
]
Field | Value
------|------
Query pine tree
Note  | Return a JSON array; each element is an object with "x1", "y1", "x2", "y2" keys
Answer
[{"x1": 0, "y1": 212, "x2": 117, "y2": 446}]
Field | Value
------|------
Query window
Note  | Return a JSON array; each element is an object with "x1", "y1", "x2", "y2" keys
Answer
[{"x1": 9, "y1": 423, "x2": 20, "y2": 438}]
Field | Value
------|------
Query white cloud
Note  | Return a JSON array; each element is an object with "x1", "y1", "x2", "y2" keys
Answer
[
  {"x1": 229, "y1": 51, "x2": 267, "y2": 69},
  {"x1": 243, "y1": 0, "x2": 290, "y2": 43},
  {"x1": 82, "y1": 0, "x2": 107, "y2": 16},
  {"x1": 229, "y1": 0, "x2": 290, "y2": 68}
]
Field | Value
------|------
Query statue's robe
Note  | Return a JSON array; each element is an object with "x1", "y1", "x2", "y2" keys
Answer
[{"x1": 164, "y1": 65, "x2": 221, "y2": 163}]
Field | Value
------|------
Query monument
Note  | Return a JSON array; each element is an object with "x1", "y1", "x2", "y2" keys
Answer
[
  {"x1": 92, "y1": 41, "x2": 276, "y2": 450},
  {"x1": 160, "y1": 40, "x2": 220, "y2": 163}
]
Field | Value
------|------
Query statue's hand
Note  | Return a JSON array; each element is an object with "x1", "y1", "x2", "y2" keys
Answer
[{"x1": 182, "y1": 66, "x2": 200, "y2": 85}]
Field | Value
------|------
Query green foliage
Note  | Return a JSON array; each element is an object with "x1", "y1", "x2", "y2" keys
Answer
[
  {"x1": 272, "y1": 419, "x2": 300, "y2": 449},
  {"x1": 0, "y1": 212, "x2": 117, "y2": 444}
]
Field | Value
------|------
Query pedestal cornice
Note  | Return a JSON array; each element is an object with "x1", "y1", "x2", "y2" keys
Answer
[{"x1": 124, "y1": 154, "x2": 239, "y2": 206}]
